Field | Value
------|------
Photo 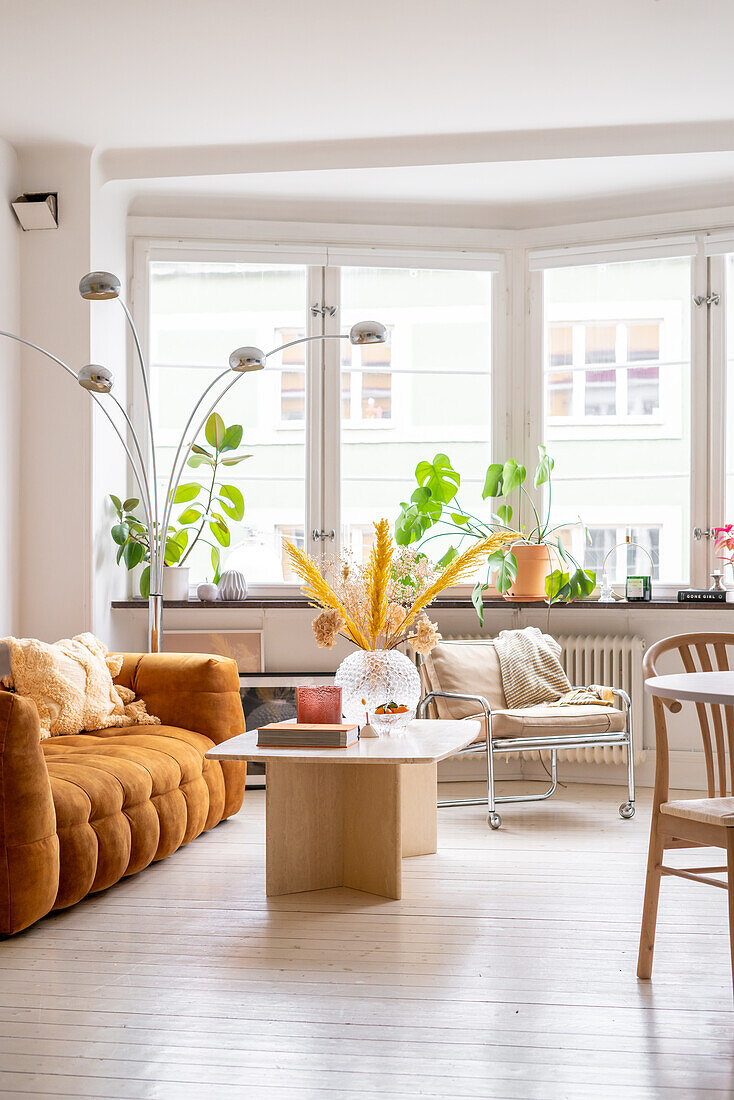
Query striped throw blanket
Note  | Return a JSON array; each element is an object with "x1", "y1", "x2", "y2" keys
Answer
[{"x1": 492, "y1": 627, "x2": 614, "y2": 710}]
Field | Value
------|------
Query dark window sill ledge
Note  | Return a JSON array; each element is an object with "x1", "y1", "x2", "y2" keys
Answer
[{"x1": 111, "y1": 597, "x2": 734, "y2": 611}]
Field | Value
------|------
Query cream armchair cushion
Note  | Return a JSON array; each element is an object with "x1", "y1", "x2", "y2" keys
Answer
[{"x1": 420, "y1": 638, "x2": 625, "y2": 743}]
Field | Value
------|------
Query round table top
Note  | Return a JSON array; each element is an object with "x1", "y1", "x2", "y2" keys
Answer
[{"x1": 645, "y1": 670, "x2": 734, "y2": 705}]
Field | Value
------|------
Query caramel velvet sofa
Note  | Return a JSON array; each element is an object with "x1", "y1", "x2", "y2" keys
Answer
[{"x1": 0, "y1": 651, "x2": 246, "y2": 936}]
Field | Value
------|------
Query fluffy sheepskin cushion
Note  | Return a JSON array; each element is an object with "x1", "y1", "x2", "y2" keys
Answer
[{"x1": 0, "y1": 633, "x2": 159, "y2": 739}]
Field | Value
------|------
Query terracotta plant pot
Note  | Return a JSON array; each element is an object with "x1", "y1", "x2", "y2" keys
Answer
[{"x1": 504, "y1": 543, "x2": 552, "y2": 602}]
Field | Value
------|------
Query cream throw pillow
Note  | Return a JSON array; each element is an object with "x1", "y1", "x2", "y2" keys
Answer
[{"x1": 1, "y1": 632, "x2": 159, "y2": 739}]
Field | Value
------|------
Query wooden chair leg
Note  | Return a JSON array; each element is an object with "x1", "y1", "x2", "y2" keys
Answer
[
  {"x1": 726, "y1": 830, "x2": 734, "y2": 996},
  {"x1": 637, "y1": 826, "x2": 665, "y2": 980}
]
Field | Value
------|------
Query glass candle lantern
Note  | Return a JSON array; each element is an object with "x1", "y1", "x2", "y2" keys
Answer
[{"x1": 296, "y1": 685, "x2": 343, "y2": 725}]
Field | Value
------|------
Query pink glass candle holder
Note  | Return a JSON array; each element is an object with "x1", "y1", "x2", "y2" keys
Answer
[{"x1": 296, "y1": 685, "x2": 343, "y2": 725}]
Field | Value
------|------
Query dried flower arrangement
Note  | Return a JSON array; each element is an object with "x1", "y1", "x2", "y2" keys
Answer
[{"x1": 284, "y1": 519, "x2": 516, "y2": 655}]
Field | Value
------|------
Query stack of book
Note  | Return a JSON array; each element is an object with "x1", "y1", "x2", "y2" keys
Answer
[{"x1": 257, "y1": 721, "x2": 359, "y2": 748}]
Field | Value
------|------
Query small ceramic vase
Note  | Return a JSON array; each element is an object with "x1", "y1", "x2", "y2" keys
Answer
[{"x1": 218, "y1": 569, "x2": 248, "y2": 601}]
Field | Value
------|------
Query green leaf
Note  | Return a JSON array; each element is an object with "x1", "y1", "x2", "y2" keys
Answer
[
  {"x1": 496, "y1": 504, "x2": 513, "y2": 525},
  {"x1": 174, "y1": 482, "x2": 202, "y2": 503},
  {"x1": 450, "y1": 513, "x2": 469, "y2": 526},
  {"x1": 178, "y1": 507, "x2": 202, "y2": 525},
  {"x1": 139, "y1": 565, "x2": 151, "y2": 599},
  {"x1": 187, "y1": 454, "x2": 215, "y2": 468},
  {"x1": 545, "y1": 569, "x2": 571, "y2": 602},
  {"x1": 395, "y1": 502, "x2": 432, "y2": 545},
  {"x1": 205, "y1": 412, "x2": 226, "y2": 449},
  {"x1": 116, "y1": 543, "x2": 125, "y2": 565},
  {"x1": 482, "y1": 463, "x2": 504, "y2": 499},
  {"x1": 569, "y1": 567, "x2": 596, "y2": 600},
  {"x1": 494, "y1": 550, "x2": 518, "y2": 593},
  {"x1": 123, "y1": 541, "x2": 144, "y2": 570},
  {"x1": 209, "y1": 519, "x2": 230, "y2": 547},
  {"x1": 110, "y1": 494, "x2": 122, "y2": 513},
  {"x1": 122, "y1": 497, "x2": 139, "y2": 512},
  {"x1": 414, "y1": 453, "x2": 460, "y2": 505},
  {"x1": 534, "y1": 443, "x2": 555, "y2": 488},
  {"x1": 437, "y1": 545, "x2": 459, "y2": 568},
  {"x1": 164, "y1": 539, "x2": 183, "y2": 565},
  {"x1": 211, "y1": 546, "x2": 221, "y2": 584},
  {"x1": 111, "y1": 522, "x2": 129, "y2": 545},
  {"x1": 410, "y1": 485, "x2": 441, "y2": 524},
  {"x1": 220, "y1": 424, "x2": 243, "y2": 452},
  {"x1": 501, "y1": 459, "x2": 526, "y2": 495},
  {"x1": 219, "y1": 484, "x2": 245, "y2": 521},
  {"x1": 471, "y1": 581, "x2": 488, "y2": 627},
  {"x1": 191, "y1": 443, "x2": 212, "y2": 457},
  {"x1": 169, "y1": 529, "x2": 189, "y2": 551},
  {"x1": 220, "y1": 453, "x2": 251, "y2": 466}
]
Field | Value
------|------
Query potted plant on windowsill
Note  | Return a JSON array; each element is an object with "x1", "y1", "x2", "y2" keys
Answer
[
  {"x1": 110, "y1": 413, "x2": 249, "y2": 599},
  {"x1": 395, "y1": 445, "x2": 595, "y2": 623}
]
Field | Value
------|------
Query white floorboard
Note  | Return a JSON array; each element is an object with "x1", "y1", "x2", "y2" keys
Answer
[{"x1": 1, "y1": 780, "x2": 733, "y2": 1099}]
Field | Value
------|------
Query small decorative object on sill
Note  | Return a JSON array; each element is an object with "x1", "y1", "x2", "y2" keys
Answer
[
  {"x1": 162, "y1": 566, "x2": 190, "y2": 601},
  {"x1": 710, "y1": 570, "x2": 728, "y2": 592},
  {"x1": 197, "y1": 582, "x2": 218, "y2": 602},
  {"x1": 626, "y1": 575, "x2": 652, "y2": 602},
  {"x1": 283, "y1": 517, "x2": 515, "y2": 734},
  {"x1": 296, "y1": 685, "x2": 342, "y2": 725},
  {"x1": 678, "y1": 588, "x2": 727, "y2": 603},
  {"x1": 218, "y1": 569, "x2": 247, "y2": 601}
]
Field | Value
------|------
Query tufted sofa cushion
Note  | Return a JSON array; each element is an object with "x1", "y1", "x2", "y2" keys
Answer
[{"x1": 0, "y1": 652, "x2": 246, "y2": 935}]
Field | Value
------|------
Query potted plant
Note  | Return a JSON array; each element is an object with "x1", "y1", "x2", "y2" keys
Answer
[
  {"x1": 110, "y1": 413, "x2": 249, "y2": 598},
  {"x1": 284, "y1": 520, "x2": 515, "y2": 733},
  {"x1": 395, "y1": 445, "x2": 595, "y2": 624}
]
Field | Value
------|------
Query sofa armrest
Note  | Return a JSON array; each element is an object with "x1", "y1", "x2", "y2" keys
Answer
[
  {"x1": 115, "y1": 652, "x2": 245, "y2": 745},
  {"x1": 0, "y1": 691, "x2": 59, "y2": 935}
]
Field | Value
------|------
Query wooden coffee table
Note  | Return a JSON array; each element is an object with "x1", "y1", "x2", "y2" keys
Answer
[{"x1": 207, "y1": 719, "x2": 479, "y2": 900}]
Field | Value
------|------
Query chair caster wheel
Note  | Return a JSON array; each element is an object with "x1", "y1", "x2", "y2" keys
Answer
[
  {"x1": 619, "y1": 801, "x2": 635, "y2": 820},
  {"x1": 488, "y1": 812, "x2": 502, "y2": 830}
]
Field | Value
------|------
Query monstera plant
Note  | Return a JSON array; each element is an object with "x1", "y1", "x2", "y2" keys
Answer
[
  {"x1": 110, "y1": 413, "x2": 249, "y2": 596},
  {"x1": 395, "y1": 445, "x2": 595, "y2": 623}
]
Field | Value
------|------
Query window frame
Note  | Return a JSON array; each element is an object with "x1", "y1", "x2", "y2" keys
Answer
[{"x1": 131, "y1": 238, "x2": 505, "y2": 597}]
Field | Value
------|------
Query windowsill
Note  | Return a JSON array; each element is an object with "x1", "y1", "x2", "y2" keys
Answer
[{"x1": 111, "y1": 596, "x2": 734, "y2": 611}]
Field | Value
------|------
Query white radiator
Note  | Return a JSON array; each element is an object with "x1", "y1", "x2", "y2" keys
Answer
[{"x1": 555, "y1": 633, "x2": 645, "y2": 765}]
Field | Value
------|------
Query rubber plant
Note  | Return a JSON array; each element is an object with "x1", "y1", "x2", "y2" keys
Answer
[
  {"x1": 110, "y1": 413, "x2": 249, "y2": 596},
  {"x1": 395, "y1": 444, "x2": 595, "y2": 624}
]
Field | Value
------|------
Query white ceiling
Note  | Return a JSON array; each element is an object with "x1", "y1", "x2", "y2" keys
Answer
[{"x1": 5, "y1": 0, "x2": 734, "y2": 224}]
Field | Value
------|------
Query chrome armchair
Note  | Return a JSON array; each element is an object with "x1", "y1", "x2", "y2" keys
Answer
[{"x1": 416, "y1": 640, "x2": 635, "y2": 830}]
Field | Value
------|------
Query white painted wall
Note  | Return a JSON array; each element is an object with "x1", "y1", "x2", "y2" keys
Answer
[
  {"x1": 0, "y1": 140, "x2": 20, "y2": 636},
  {"x1": 18, "y1": 146, "x2": 93, "y2": 641}
]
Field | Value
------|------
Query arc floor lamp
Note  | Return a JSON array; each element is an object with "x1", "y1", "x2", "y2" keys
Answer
[{"x1": 0, "y1": 271, "x2": 386, "y2": 652}]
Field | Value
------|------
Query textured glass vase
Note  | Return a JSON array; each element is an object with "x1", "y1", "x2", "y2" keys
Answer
[{"x1": 335, "y1": 649, "x2": 421, "y2": 735}]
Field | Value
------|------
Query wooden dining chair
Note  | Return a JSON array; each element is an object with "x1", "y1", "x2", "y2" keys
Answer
[{"x1": 638, "y1": 632, "x2": 734, "y2": 990}]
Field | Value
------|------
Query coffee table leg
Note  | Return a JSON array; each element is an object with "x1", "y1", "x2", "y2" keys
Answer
[
  {"x1": 342, "y1": 763, "x2": 402, "y2": 899},
  {"x1": 401, "y1": 762, "x2": 438, "y2": 858},
  {"x1": 265, "y1": 760, "x2": 344, "y2": 896},
  {"x1": 265, "y1": 760, "x2": 437, "y2": 900}
]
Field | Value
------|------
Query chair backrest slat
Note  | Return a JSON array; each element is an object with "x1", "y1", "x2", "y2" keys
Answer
[
  {"x1": 644, "y1": 632, "x2": 734, "y2": 802},
  {"x1": 695, "y1": 643, "x2": 728, "y2": 796}
]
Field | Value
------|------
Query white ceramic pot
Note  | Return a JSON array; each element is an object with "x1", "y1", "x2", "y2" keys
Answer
[{"x1": 163, "y1": 566, "x2": 190, "y2": 601}]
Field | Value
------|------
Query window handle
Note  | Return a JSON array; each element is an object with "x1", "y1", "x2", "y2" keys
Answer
[
  {"x1": 310, "y1": 304, "x2": 338, "y2": 317},
  {"x1": 693, "y1": 527, "x2": 713, "y2": 540},
  {"x1": 312, "y1": 528, "x2": 336, "y2": 542}
]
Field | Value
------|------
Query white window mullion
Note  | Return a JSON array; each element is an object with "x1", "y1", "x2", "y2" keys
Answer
[
  {"x1": 691, "y1": 241, "x2": 711, "y2": 588},
  {"x1": 708, "y1": 254, "x2": 726, "y2": 567},
  {"x1": 306, "y1": 266, "x2": 326, "y2": 565},
  {"x1": 321, "y1": 266, "x2": 341, "y2": 558}
]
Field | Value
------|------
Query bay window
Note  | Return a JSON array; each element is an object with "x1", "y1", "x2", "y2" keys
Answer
[{"x1": 131, "y1": 231, "x2": 733, "y2": 597}]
